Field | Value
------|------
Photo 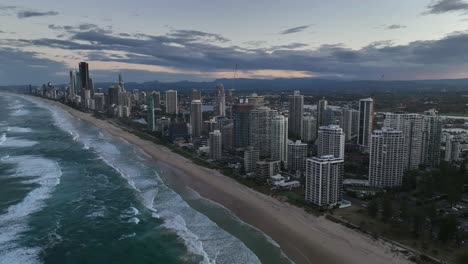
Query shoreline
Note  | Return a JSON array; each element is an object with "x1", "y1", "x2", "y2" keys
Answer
[{"x1": 40, "y1": 98, "x2": 410, "y2": 264}]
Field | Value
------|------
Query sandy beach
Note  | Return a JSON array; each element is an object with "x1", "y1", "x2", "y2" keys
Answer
[{"x1": 43, "y1": 98, "x2": 410, "y2": 264}]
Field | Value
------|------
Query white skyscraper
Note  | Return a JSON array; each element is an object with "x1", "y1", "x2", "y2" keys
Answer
[
  {"x1": 287, "y1": 140, "x2": 308, "y2": 177},
  {"x1": 190, "y1": 100, "x2": 203, "y2": 138},
  {"x1": 317, "y1": 125, "x2": 345, "y2": 159},
  {"x1": 317, "y1": 98, "x2": 328, "y2": 131},
  {"x1": 302, "y1": 116, "x2": 316, "y2": 143},
  {"x1": 445, "y1": 135, "x2": 461, "y2": 162},
  {"x1": 384, "y1": 113, "x2": 424, "y2": 170},
  {"x1": 357, "y1": 98, "x2": 374, "y2": 148},
  {"x1": 369, "y1": 128, "x2": 406, "y2": 188},
  {"x1": 305, "y1": 155, "x2": 344, "y2": 207},
  {"x1": 271, "y1": 115, "x2": 288, "y2": 167},
  {"x1": 165, "y1": 90, "x2": 178, "y2": 115},
  {"x1": 209, "y1": 130, "x2": 222, "y2": 160},
  {"x1": 342, "y1": 108, "x2": 359, "y2": 141},
  {"x1": 214, "y1": 84, "x2": 226, "y2": 117}
]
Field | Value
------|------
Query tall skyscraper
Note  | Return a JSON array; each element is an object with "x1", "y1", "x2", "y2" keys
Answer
[
  {"x1": 165, "y1": 90, "x2": 178, "y2": 115},
  {"x1": 118, "y1": 73, "x2": 125, "y2": 92},
  {"x1": 152, "y1": 91, "x2": 161, "y2": 109},
  {"x1": 317, "y1": 98, "x2": 328, "y2": 133},
  {"x1": 147, "y1": 96, "x2": 156, "y2": 131},
  {"x1": 422, "y1": 109, "x2": 442, "y2": 167},
  {"x1": 79, "y1": 62, "x2": 90, "y2": 107},
  {"x1": 271, "y1": 115, "x2": 288, "y2": 167},
  {"x1": 215, "y1": 84, "x2": 226, "y2": 117},
  {"x1": 209, "y1": 130, "x2": 222, "y2": 160},
  {"x1": 287, "y1": 140, "x2": 308, "y2": 177},
  {"x1": 369, "y1": 128, "x2": 405, "y2": 188},
  {"x1": 288, "y1": 91, "x2": 304, "y2": 139},
  {"x1": 317, "y1": 125, "x2": 345, "y2": 159},
  {"x1": 192, "y1": 89, "x2": 201, "y2": 100},
  {"x1": 384, "y1": 113, "x2": 424, "y2": 170},
  {"x1": 69, "y1": 70, "x2": 76, "y2": 100},
  {"x1": 190, "y1": 100, "x2": 203, "y2": 138},
  {"x1": 357, "y1": 98, "x2": 374, "y2": 148},
  {"x1": 342, "y1": 108, "x2": 358, "y2": 141},
  {"x1": 302, "y1": 116, "x2": 317, "y2": 143},
  {"x1": 79, "y1": 62, "x2": 89, "y2": 90},
  {"x1": 305, "y1": 155, "x2": 344, "y2": 207},
  {"x1": 249, "y1": 107, "x2": 277, "y2": 158},
  {"x1": 445, "y1": 135, "x2": 461, "y2": 162},
  {"x1": 233, "y1": 103, "x2": 255, "y2": 148}
]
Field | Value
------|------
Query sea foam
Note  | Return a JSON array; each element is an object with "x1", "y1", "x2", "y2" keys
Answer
[{"x1": 0, "y1": 155, "x2": 62, "y2": 264}]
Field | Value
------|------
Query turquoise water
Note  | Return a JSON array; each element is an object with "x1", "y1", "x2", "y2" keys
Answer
[{"x1": 0, "y1": 93, "x2": 292, "y2": 264}]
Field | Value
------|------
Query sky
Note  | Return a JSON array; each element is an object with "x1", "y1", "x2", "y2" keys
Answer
[{"x1": 2, "y1": 0, "x2": 468, "y2": 85}]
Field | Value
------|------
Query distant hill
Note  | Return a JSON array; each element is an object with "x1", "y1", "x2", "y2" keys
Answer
[{"x1": 3, "y1": 77, "x2": 468, "y2": 94}]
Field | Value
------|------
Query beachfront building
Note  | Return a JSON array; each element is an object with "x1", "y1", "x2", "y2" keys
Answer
[
  {"x1": 287, "y1": 140, "x2": 308, "y2": 177},
  {"x1": 244, "y1": 146, "x2": 260, "y2": 173},
  {"x1": 317, "y1": 125, "x2": 345, "y2": 159},
  {"x1": 422, "y1": 109, "x2": 442, "y2": 168},
  {"x1": 147, "y1": 96, "x2": 156, "y2": 131},
  {"x1": 190, "y1": 100, "x2": 203, "y2": 138},
  {"x1": 249, "y1": 107, "x2": 277, "y2": 158},
  {"x1": 288, "y1": 91, "x2": 304, "y2": 139},
  {"x1": 369, "y1": 127, "x2": 405, "y2": 188},
  {"x1": 357, "y1": 98, "x2": 374, "y2": 148},
  {"x1": 255, "y1": 160, "x2": 281, "y2": 179},
  {"x1": 305, "y1": 155, "x2": 344, "y2": 207},
  {"x1": 271, "y1": 115, "x2": 288, "y2": 167},
  {"x1": 165, "y1": 90, "x2": 178, "y2": 115},
  {"x1": 233, "y1": 103, "x2": 256, "y2": 148},
  {"x1": 302, "y1": 116, "x2": 316, "y2": 143},
  {"x1": 384, "y1": 113, "x2": 424, "y2": 170},
  {"x1": 209, "y1": 130, "x2": 222, "y2": 160}
]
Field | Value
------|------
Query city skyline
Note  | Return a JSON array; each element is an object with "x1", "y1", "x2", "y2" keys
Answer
[{"x1": 3, "y1": 0, "x2": 468, "y2": 85}]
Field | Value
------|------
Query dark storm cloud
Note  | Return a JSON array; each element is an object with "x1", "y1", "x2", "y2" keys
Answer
[
  {"x1": 17, "y1": 10, "x2": 59, "y2": 19},
  {"x1": 0, "y1": 47, "x2": 65, "y2": 85},
  {"x1": 279, "y1": 25, "x2": 312, "y2": 34},
  {"x1": 5, "y1": 23, "x2": 468, "y2": 81},
  {"x1": 424, "y1": 0, "x2": 468, "y2": 14},
  {"x1": 385, "y1": 24, "x2": 406, "y2": 30}
]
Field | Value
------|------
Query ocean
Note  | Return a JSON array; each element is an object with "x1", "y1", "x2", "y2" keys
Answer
[{"x1": 0, "y1": 93, "x2": 292, "y2": 264}]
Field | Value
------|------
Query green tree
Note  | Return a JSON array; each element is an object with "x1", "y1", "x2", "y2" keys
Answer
[
  {"x1": 399, "y1": 199, "x2": 410, "y2": 222},
  {"x1": 381, "y1": 195, "x2": 393, "y2": 222},
  {"x1": 367, "y1": 198, "x2": 378, "y2": 218},
  {"x1": 438, "y1": 215, "x2": 458, "y2": 242},
  {"x1": 412, "y1": 210, "x2": 424, "y2": 238},
  {"x1": 457, "y1": 252, "x2": 468, "y2": 264}
]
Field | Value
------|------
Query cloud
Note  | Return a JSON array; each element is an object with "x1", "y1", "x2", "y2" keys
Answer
[
  {"x1": 167, "y1": 29, "x2": 229, "y2": 43},
  {"x1": 5, "y1": 25, "x2": 468, "y2": 82},
  {"x1": 0, "y1": 47, "x2": 65, "y2": 85},
  {"x1": 279, "y1": 25, "x2": 312, "y2": 35},
  {"x1": 424, "y1": 0, "x2": 468, "y2": 14},
  {"x1": 0, "y1": 5, "x2": 16, "y2": 10},
  {"x1": 385, "y1": 24, "x2": 406, "y2": 30},
  {"x1": 18, "y1": 10, "x2": 59, "y2": 19}
]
